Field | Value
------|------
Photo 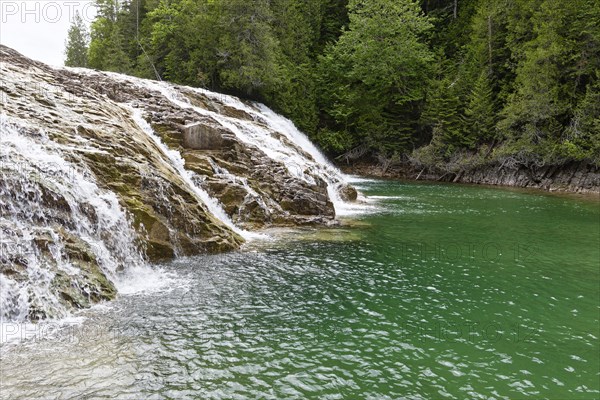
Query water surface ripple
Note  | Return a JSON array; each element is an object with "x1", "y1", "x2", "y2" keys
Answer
[{"x1": 1, "y1": 181, "x2": 599, "y2": 399}]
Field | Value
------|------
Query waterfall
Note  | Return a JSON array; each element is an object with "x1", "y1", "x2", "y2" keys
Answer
[
  {"x1": 186, "y1": 86, "x2": 364, "y2": 216},
  {"x1": 129, "y1": 108, "x2": 262, "y2": 241},
  {"x1": 1, "y1": 53, "x2": 361, "y2": 326},
  {"x1": 0, "y1": 116, "x2": 147, "y2": 323},
  {"x1": 112, "y1": 75, "x2": 354, "y2": 216}
]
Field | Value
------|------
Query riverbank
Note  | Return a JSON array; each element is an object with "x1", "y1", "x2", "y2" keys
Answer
[{"x1": 342, "y1": 160, "x2": 600, "y2": 195}]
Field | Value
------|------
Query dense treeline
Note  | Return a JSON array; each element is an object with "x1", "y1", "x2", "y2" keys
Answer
[{"x1": 66, "y1": 0, "x2": 600, "y2": 169}]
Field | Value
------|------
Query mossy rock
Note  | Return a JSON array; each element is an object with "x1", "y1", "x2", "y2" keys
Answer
[
  {"x1": 339, "y1": 184, "x2": 358, "y2": 201},
  {"x1": 146, "y1": 240, "x2": 176, "y2": 260}
]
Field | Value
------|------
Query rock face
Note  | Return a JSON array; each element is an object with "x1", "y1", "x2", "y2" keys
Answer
[
  {"x1": 182, "y1": 122, "x2": 229, "y2": 150},
  {"x1": 446, "y1": 162, "x2": 600, "y2": 193},
  {"x1": 346, "y1": 161, "x2": 600, "y2": 194},
  {"x1": 338, "y1": 184, "x2": 359, "y2": 202},
  {"x1": 64, "y1": 71, "x2": 341, "y2": 228},
  {"x1": 0, "y1": 45, "x2": 354, "y2": 320}
]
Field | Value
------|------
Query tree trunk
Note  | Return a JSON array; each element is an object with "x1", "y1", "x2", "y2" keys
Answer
[{"x1": 453, "y1": 0, "x2": 458, "y2": 19}]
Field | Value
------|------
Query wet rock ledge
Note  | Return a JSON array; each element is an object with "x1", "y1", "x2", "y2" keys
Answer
[{"x1": 0, "y1": 45, "x2": 354, "y2": 319}]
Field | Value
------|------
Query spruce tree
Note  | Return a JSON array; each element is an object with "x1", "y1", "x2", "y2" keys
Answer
[
  {"x1": 317, "y1": 0, "x2": 434, "y2": 155},
  {"x1": 213, "y1": 0, "x2": 280, "y2": 96},
  {"x1": 64, "y1": 12, "x2": 90, "y2": 67},
  {"x1": 564, "y1": 74, "x2": 600, "y2": 162},
  {"x1": 422, "y1": 76, "x2": 465, "y2": 154},
  {"x1": 464, "y1": 70, "x2": 496, "y2": 144},
  {"x1": 88, "y1": 0, "x2": 132, "y2": 73}
]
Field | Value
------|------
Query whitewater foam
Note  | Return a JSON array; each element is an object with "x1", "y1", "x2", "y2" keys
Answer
[
  {"x1": 0, "y1": 115, "x2": 151, "y2": 322},
  {"x1": 129, "y1": 107, "x2": 264, "y2": 241}
]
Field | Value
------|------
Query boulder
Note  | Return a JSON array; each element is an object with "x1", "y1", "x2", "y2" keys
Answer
[
  {"x1": 183, "y1": 122, "x2": 229, "y2": 150},
  {"x1": 339, "y1": 184, "x2": 358, "y2": 201}
]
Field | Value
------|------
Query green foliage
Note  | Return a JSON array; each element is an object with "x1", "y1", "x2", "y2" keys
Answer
[
  {"x1": 464, "y1": 70, "x2": 496, "y2": 144},
  {"x1": 315, "y1": 128, "x2": 356, "y2": 154},
  {"x1": 212, "y1": 0, "x2": 280, "y2": 96},
  {"x1": 563, "y1": 73, "x2": 600, "y2": 163},
  {"x1": 423, "y1": 76, "x2": 465, "y2": 155},
  {"x1": 84, "y1": 0, "x2": 599, "y2": 166},
  {"x1": 500, "y1": 0, "x2": 599, "y2": 138},
  {"x1": 316, "y1": 0, "x2": 434, "y2": 155},
  {"x1": 64, "y1": 12, "x2": 89, "y2": 67},
  {"x1": 88, "y1": 0, "x2": 132, "y2": 72},
  {"x1": 417, "y1": 0, "x2": 599, "y2": 167}
]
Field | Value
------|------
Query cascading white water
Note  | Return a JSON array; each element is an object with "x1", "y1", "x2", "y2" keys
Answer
[
  {"x1": 0, "y1": 115, "x2": 147, "y2": 323},
  {"x1": 161, "y1": 82, "x2": 370, "y2": 216},
  {"x1": 129, "y1": 108, "x2": 262, "y2": 241},
  {"x1": 251, "y1": 103, "x2": 365, "y2": 215},
  {"x1": 1, "y1": 61, "x2": 363, "y2": 330},
  {"x1": 186, "y1": 86, "x2": 366, "y2": 216},
  {"x1": 152, "y1": 83, "x2": 333, "y2": 186},
  {"x1": 103, "y1": 72, "x2": 357, "y2": 216}
]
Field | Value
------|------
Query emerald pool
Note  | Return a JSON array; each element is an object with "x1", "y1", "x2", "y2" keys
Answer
[{"x1": 1, "y1": 180, "x2": 598, "y2": 399}]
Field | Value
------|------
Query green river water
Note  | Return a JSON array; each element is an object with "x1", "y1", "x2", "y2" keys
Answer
[{"x1": 1, "y1": 180, "x2": 599, "y2": 399}]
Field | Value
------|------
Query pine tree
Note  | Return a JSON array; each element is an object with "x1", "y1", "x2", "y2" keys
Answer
[
  {"x1": 464, "y1": 70, "x2": 496, "y2": 144},
  {"x1": 88, "y1": 0, "x2": 132, "y2": 73},
  {"x1": 213, "y1": 0, "x2": 281, "y2": 97},
  {"x1": 422, "y1": 76, "x2": 465, "y2": 153},
  {"x1": 317, "y1": 0, "x2": 434, "y2": 155},
  {"x1": 64, "y1": 12, "x2": 89, "y2": 67},
  {"x1": 563, "y1": 73, "x2": 600, "y2": 162},
  {"x1": 500, "y1": 0, "x2": 598, "y2": 144}
]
